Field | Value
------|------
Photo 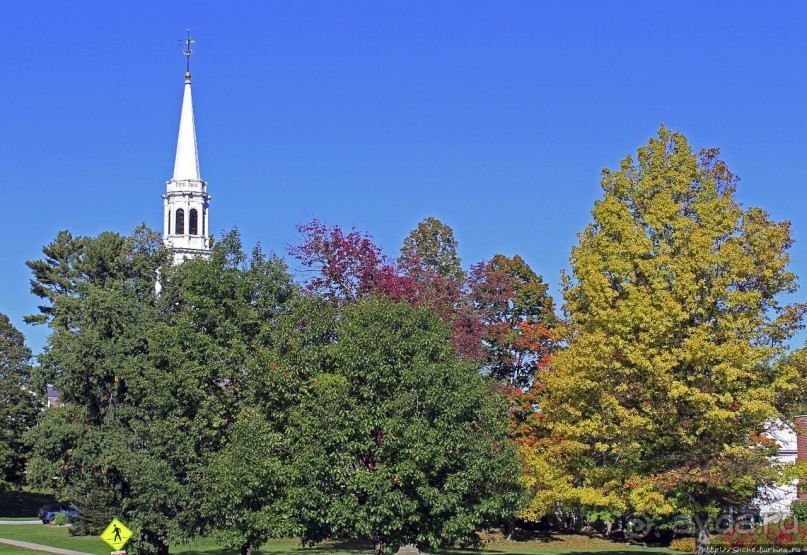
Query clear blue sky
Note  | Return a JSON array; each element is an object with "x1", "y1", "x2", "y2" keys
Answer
[{"x1": 2, "y1": 1, "x2": 806, "y2": 353}]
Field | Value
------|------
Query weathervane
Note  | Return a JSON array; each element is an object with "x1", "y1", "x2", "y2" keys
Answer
[{"x1": 182, "y1": 29, "x2": 195, "y2": 78}]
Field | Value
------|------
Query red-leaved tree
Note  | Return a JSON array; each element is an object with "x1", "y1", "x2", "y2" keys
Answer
[
  {"x1": 290, "y1": 219, "x2": 482, "y2": 358},
  {"x1": 290, "y1": 220, "x2": 560, "y2": 375}
]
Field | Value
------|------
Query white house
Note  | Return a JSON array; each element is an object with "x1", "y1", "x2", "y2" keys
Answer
[{"x1": 753, "y1": 419, "x2": 802, "y2": 523}]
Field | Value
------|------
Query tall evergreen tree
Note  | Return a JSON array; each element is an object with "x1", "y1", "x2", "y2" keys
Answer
[
  {"x1": 0, "y1": 313, "x2": 40, "y2": 489},
  {"x1": 115, "y1": 231, "x2": 296, "y2": 554},
  {"x1": 25, "y1": 227, "x2": 298, "y2": 555},
  {"x1": 26, "y1": 226, "x2": 167, "y2": 539}
]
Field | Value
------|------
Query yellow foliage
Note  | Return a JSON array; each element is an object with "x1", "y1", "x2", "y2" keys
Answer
[
  {"x1": 518, "y1": 127, "x2": 806, "y2": 524},
  {"x1": 670, "y1": 537, "x2": 696, "y2": 552}
]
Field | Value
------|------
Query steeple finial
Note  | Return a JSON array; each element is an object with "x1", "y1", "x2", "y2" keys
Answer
[
  {"x1": 183, "y1": 29, "x2": 195, "y2": 80},
  {"x1": 172, "y1": 29, "x2": 200, "y2": 181}
]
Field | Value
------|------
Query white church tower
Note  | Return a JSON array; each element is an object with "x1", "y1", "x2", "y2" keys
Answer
[{"x1": 163, "y1": 30, "x2": 211, "y2": 264}]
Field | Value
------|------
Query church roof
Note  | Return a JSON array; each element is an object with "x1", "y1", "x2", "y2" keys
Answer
[{"x1": 172, "y1": 72, "x2": 201, "y2": 181}]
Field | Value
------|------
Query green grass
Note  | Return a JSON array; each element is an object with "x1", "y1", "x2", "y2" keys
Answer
[
  {"x1": 0, "y1": 525, "x2": 674, "y2": 555},
  {"x1": 0, "y1": 526, "x2": 107, "y2": 555},
  {"x1": 0, "y1": 543, "x2": 43, "y2": 555},
  {"x1": 0, "y1": 492, "x2": 57, "y2": 519}
]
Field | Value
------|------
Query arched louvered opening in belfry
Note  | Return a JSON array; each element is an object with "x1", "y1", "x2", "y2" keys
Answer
[
  {"x1": 189, "y1": 209, "x2": 198, "y2": 235},
  {"x1": 175, "y1": 208, "x2": 185, "y2": 235}
]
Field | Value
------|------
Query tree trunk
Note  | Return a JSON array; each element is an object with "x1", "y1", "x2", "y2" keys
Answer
[
  {"x1": 695, "y1": 512, "x2": 711, "y2": 554},
  {"x1": 374, "y1": 538, "x2": 384, "y2": 555},
  {"x1": 156, "y1": 540, "x2": 169, "y2": 555},
  {"x1": 604, "y1": 520, "x2": 613, "y2": 539},
  {"x1": 240, "y1": 541, "x2": 251, "y2": 555},
  {"x1": 504, "y1": 518, "x2": 515, "y2": 541}
]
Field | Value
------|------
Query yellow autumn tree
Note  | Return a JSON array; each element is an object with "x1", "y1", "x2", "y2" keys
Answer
[{"x1": 521, "y1": 127, "x2": 807, "y2": 549}]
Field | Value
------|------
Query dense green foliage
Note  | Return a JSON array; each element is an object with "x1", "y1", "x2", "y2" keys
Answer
[
  {"x1": 288, "y1": 298, "x2": 522, "y2": 555},
  {"x1": 26, "y1": 227, "x2": 169, "y2": 541},
  {"x1": 24, "y1": 225, "x2": 520, "y2": 555},
  {"x1": 0, "y1": 313, "x2": 40, "y2": 489},
  {"x1": 791, "y1": 500, "x2": 807, "y2": 522},
  {"x1": 25, "y1": 228, "x2": 298, "y2": 554}
]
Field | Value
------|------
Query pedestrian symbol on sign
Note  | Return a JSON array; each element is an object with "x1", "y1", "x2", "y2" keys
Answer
[{"x1": 100, "y1": 518, "x2": 132, "y2": 551}]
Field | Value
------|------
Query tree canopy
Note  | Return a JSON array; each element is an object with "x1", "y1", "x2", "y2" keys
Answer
[
  {"x1": 0, "y1": 313, "x2": 39, "y2": 489},
  {"x1": 398, "y1": 216, "x2": 466, "y2": 283},
  {"x1": 25, "y1": 224, "x2": 523, "y2": 555},
  {"x1": 288, "y1": 297, "x2": 522, "y2": 555},
  {"x1": 519, "y1": 127, "x2": 807, "y2": 548},
  {"x1": 19, "y1": 125, "x2": 807, "y2": 554}
]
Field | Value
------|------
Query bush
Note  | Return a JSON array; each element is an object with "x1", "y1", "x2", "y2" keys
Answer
[
  {"x1": 52, "y1": 511, "x2": 68, "y2": 526},
  {"x1": 793, "y1": 501, "x2": 807, "y2": 522},
  {"x1": 712, "y1": 518, "x2": 806, "y2": 549},
  {"x1": 669, "y1": 537, "x2": 695, "y2": 552}
]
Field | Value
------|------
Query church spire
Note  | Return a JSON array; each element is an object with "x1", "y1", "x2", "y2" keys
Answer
[
  {"x1": 162, "y1": 29, "x2": 212, "y2": 264},
  {"x1": 172, "y1": 30, "x2": 200, "y2": 181}
]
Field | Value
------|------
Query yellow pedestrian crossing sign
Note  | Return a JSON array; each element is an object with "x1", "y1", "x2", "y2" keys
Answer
[{"x1": 101, "y1": 518, "x2": 133, "y2": 550}]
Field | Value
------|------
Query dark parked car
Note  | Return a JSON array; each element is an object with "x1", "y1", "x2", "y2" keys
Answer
[{"x1": 37, "y1": 504, "x2": 78, "y2": 524}]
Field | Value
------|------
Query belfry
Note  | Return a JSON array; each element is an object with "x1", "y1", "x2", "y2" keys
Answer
[{"x1": 163, "y1": 30, "x2": 211, "y2": 263}]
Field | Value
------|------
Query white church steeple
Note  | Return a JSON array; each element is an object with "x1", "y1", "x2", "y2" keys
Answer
[
  {"x1": 162, "y1": 30, "x2": 211, "y2": 264},
  {"x1": 173, "y1": 71, "x2": 200, "y2": 181}
]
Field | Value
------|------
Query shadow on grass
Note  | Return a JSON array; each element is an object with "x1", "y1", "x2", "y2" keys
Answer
[
  {"x1": 173, "y1": 540, "x2": 373, "y2": 555},
  {"x1": 265, "y1": 540, "x2": 371, "y2": 554},
  {"x1": 442, "y1": 551, "x2": 669, "y2": 555},
  {"x1": 504, "y1": 530, "x2": 571, "y2": 544},
  {"x1": 0, "y1": 491, "x2": 57, "y2": 518}
]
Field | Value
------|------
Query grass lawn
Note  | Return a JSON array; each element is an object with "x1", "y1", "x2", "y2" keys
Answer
[
  {"x1": 0, "y1": 492, "x2": 57, "y2": 519},
  {"x1": 0, "y1": 525, "x2": 108, "y2": 555},
  {"x1": 0, "y1": 525, "x2": 674, "y2": 555},
  {"x1": 0, "y1": 544, "x2": 43, "y2": 555}
]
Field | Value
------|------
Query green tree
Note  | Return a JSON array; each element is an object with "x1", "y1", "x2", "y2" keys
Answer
[
  {"x1": 25, "y1": 226, "x2": 301, "y2": 554},
  {"x1": 24, "y1": 230, "x2": 85, "y2": 327},
  {"x1": 25, "y1": 226, "x2": 167, "y2": 539},
  {"x1": 202, "y1": 408, "x2": 290, "y2": 555},
  {"x1": 122, "y1": 231, "x2": 296, "y2": 554},
  {"x1": 523, "y1": 127, "x2": 807, "y2": 548},
  {"x1": 288, "y1": 297, "x2": 521, "y2": 555},
  {"x1": 399, "y1": 217, "x2": 466, "y2": 283},
  {"x1": 0, "y1": 313, "x2": 40, "y2": 489}
]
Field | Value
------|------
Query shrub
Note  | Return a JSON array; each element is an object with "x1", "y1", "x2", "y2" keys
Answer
[
  {"x1": 52, "y1": 512, "x2": 68, "y2": 526},
  {"x1": 793, "y1": 501, "x2": 807, "y2": 522},
  {"x1": 669, "y1": 537, "x2": 695, "y2": 552},
  {"x1": 714, "y1": 518, "x2": 806, "y2": 549}
]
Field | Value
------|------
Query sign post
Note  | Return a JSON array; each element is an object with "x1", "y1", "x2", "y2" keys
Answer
[{"x1": 100, "y1": 518, "x2": 133, "y2": 555}]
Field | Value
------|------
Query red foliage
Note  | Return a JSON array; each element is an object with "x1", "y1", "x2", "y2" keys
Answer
[
  {"x1": 290, "y1": 221, "x2": 562, "y2": 444},
  {"x1": 290, "y1": 219, "x2": 483, "y2": 357},
  {"x1": 714, "y1": 518, "x2": 807, "y2": 549},
  {"x1": 290, "y1": 219, "x2": 388, "y2": 304},
  {"x1": 469, "y1": 255, "x2": 558, "y2": 388}
]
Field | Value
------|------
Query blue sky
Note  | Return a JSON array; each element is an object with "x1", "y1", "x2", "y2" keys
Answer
[{"x1": 1, "y1": 1, "x2": 806, "y2": 353}]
